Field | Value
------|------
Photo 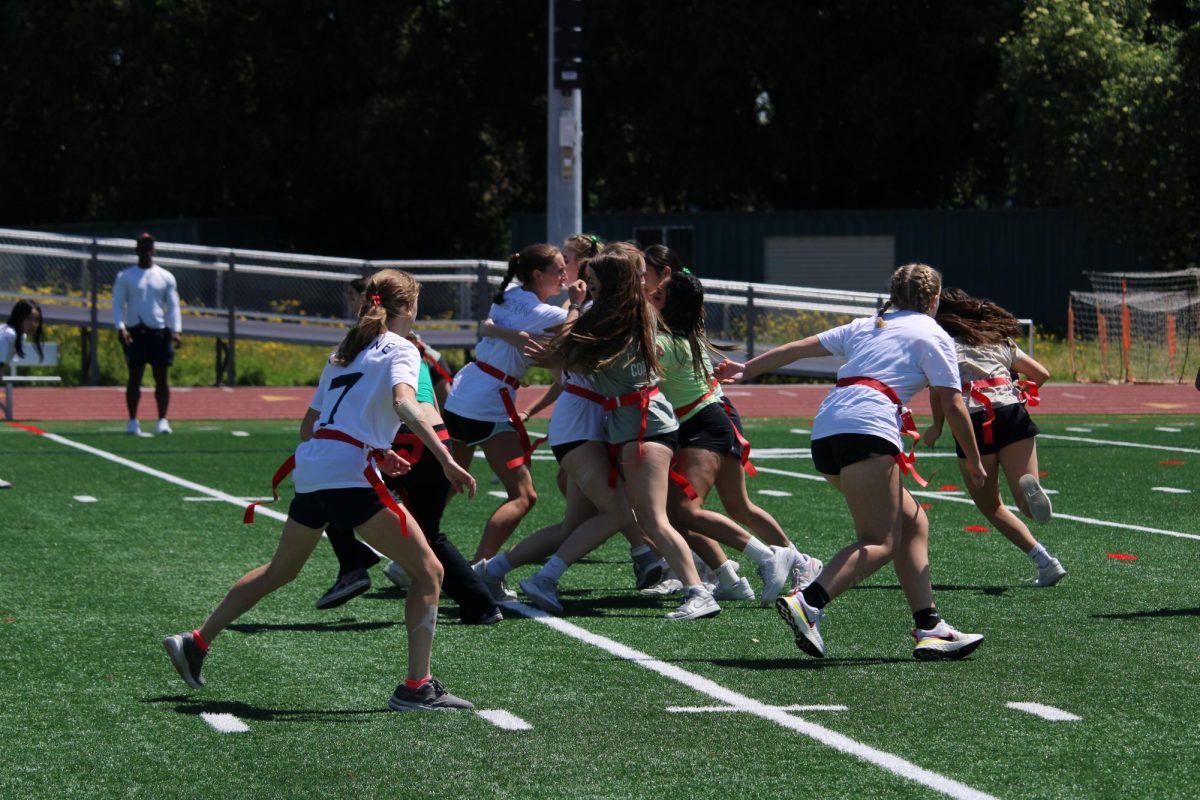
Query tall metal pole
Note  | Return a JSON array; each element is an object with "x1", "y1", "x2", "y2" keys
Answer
[{"x1": 547, "y1": 0, "x2": 582, "y2": 247}]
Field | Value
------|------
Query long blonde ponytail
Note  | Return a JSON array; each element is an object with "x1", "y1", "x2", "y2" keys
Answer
[{"x1": 332, "y1": 269, "x2": 420, "y2": 365}]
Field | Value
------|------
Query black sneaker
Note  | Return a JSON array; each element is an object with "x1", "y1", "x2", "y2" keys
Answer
[
  {"x1": 163, "y1": 631, "x2": 207, "y2": 688},
  {"x1": 315, "y1": 569, "x2": 371, "y2": 610},
  {"x1": 462, "y1": 607, "x2": 504, "y2": 625},
  {"x1": 388, "y1": 678, "x2": 474, "y2": 711}
]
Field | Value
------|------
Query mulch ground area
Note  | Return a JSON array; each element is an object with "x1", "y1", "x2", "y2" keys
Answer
[{"x1": 8, "y1": 383, "x2": 1197, "y2": 423}]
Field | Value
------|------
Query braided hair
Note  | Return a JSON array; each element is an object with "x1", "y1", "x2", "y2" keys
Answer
[{"x1": 876, "y1": 263, "x2": 942, "y2": 328}]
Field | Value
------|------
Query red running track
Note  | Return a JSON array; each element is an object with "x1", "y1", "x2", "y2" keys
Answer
[{"x1": 7, "y1": 382, "x2": 1197, "y2": 422}]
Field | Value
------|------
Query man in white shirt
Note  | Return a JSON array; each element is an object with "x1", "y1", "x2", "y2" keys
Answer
[{"x1": 112, "y1": 233, "x2": 182, "y2": 435}]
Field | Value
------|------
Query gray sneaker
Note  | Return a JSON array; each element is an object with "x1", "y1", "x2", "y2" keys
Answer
[
  {"x1": 1032, "y1": 557, "x2": 1067, "y2": 588},
  {"x1": 756, "y1": 545, "x2": 799, "y2": 606},
  {"x1": 315, "y1": 568, "x2": 371, "y2": 610},
  {"x1": 163, "y1": 631, "x2": 207, "y2": 688},
  {"x1": 519, "y1": 573, "x2": 565, "y2": 615},
  {"x1": 639, "y1": 577, "x2": 684, "y2": 597},
  {"x1": 713, "y1": 577, "x2": 756, "y2": 601},
  {"x1": 633, "y1": 557, "x2": 668, "y2": 591},
  {"x1": 665, "y1": 587, "x2": 721, "y2": 621},
  {"x1": 388, "y1": 678, "x2": 474, "y2": 711},
  {"x1": 1019, "y1": 474, "x2": 1053, "y2": 523},
  {"x1": 471, "y1": 559, "x2": 518, "y2": 603}
]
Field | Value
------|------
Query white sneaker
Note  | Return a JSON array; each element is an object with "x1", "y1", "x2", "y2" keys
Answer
[
  {"x1": 155, "y1": 418, "x2": 172, "y2": 435},
  {"x1": 1019, "y1": 474, "x2": 1053, "y2": 523},
  {"x1": 756, "y1": 545, "x2": 799, "y2": 606},
  {"x1": 382, "y1": 560, "x2": 411, "y2": 588},
  {"x1": 713, "y1": 577, "x2": 756, "y2": 601},
  {"x1": 665, "y1": 587, "x2": 721, "y2": 621},
  {"x1": 126, "y1": 419, "x2": 141, "y2": 435},
  {"x1": 790, "y1": 553, "x2": 824, "y2": 593},
  {"x1": 777, "y1": 589, "x2": 825, "y2": 658},
  {"x1": 471, "y1": 559, "x2": 517, "y2": 603},
  {"x1": 519, "y1": 573, "x2": 564, "y2": 615},
  {"x1": 639, "y1": 577, "x2": 684, "y2": 597},
  {"x1": 912, "y1": 620, "x2": 984, "y2": 661},
  {"x1": 1032, "y1": 557, "x2": 1067, "y2": 588}
]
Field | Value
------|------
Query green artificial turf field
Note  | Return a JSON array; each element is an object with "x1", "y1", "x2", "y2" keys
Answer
[{"x1": 1, "y1": 416, "x2": 1197, "y2": 799}]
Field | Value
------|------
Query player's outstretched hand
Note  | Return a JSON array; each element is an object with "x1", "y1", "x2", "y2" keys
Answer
[
  {"x1": 444, "y1": 460, "x2": 477, "y2": 499},
  {"x1": 714, "y1": 359, "x2": 746, "y2": 384}
]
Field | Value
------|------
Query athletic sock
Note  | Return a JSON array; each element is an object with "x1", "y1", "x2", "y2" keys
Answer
[
  {"x1": 742, "y1": 535, "x2": 773, "y2": 565},
  {"x1": 801, "y1": 582, "x2": 830, "y2": 610},
  {"x1": 630, "y1": 544, "x2": 652, "y2": 558},
  {"x1": 714, "y1": 560, "x2": 740, "y2": 588},
  {"x1": 913, "y1": 607, "x2": 942, "y2": 632},
  {"x1": 541, "y1": 555, "x2": 568, "y2": 582},
  {"x1": 631, "y1": 545, "x2": 658, "y2": 569},
  {"x1": 404, "y1": 675, "x2": 431, "y2": 691},
  {"x1": 485, "y1": 552, "x2": 512, "y2": 579},
  {"x1": 1028, "y1": 543, "x2": 1052, "y2": 569}
]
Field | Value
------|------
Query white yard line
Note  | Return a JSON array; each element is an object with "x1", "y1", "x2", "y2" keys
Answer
[
  {"x1": 73, "y1": 495, "x2": 98, "y2": 503},
  {"x1": 668, "y1": 704, "x2": 848, "y2": 713},
  {"x1": 753, "y1": 465, "x2": 1200, "y2": 541},
  {"x1": 476, "y1": 709, "x2": 533, "y2": 730},
  {"x1": 200, "y1": 712, "x2": 250, "y2": 733},
  {"x1": 1038, "y1": 434, "x2": 1200, "y2": 455},
  {"x1": 1006, "y1": 702, "x2": 1080, "y2": 722},
  {"x1": 22, "y1": 427, "x2": 996, "y2": 800}
]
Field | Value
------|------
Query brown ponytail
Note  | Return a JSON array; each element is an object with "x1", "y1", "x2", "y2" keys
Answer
[{"x1": 494, "y1": 243, "x2": 560, "y2": 304}]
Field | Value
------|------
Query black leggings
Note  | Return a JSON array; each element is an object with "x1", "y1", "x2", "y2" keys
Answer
[{"x1": 324, "y1": 437, "x2": 497, "y2": 623}]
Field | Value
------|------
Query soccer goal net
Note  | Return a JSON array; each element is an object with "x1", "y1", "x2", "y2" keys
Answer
[{"x1": 1069, "y1": 269, "x2": 1200, "y2": 383}]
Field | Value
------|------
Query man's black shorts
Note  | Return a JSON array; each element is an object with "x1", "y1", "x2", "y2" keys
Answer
[{"x1": 124, "y1": 324, "x2": 174, "y2": 367}]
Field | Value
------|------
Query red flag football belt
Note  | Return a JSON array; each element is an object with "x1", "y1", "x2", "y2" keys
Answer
[
  {"x1": 474, "y1": 359, "x2": 545, "y2": 470},
  {"x1": 834, "y1": 376, "x2": 927, "y2": 487},
  {"x1": 243, "y1": 427, "x2": 408, "y2": 537},
  {"x1": 392, "y1": 425, "x2": 451, "y2": 465},
  {"x1": 672, "y1": 379, "x2": 718, "y2": 418},
  {"x1": 963, "y1": 377, "x2": 1041, "y2": 444},
  {"x1": 719, "y1": 399, "x2": 758, "y2": 477},
  {"x1": 565, "y1": 383, "x2": 666, "y2": 490}
]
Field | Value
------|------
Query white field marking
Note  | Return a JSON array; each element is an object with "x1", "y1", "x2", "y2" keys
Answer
[
  {"x1": 31, "y1": 431, "x2": 289, "y2": 523},
  {"x1": 509, "y1": 604, "x2": 997, "y2": 800},
  {"x1": 1005, "y1": 702, "x2": 1080, "y2": 722},
  {"x1": 183, "y1": 496, "x2": 265, "y2": 503},
  {"x1": 200, "y1": 712, "x2": 250, "y2": 733},
  {"x1": 231, "y1": 431, "x2": 250, "y2": 437},
  {"x1": 778, "y1": 391, "x2": 799, "y2": 397},
  {"x1": 73, "y1": 495, "x2": 98, "y2": 503},
  {"x1": 789, "y1": 428, "x2": 811, "y2": 435},
  {"x1": 13, "y1": 428, "x2": 994, "y2": 800},
  {"x1": 756, "y1": 489, "x2": 792, "y2": 497},
  {"x1": 1065, "y1": 427, "x2": 1092, "y2": 432},
  {"x1": 1044, "y1": 489, "x2": 1060, "y2": 495},
  {"x1": 1155, "y1": 426, "x2": 1182, "y2": 433},
  {"x1": 476, "y1": 709, "x2": 533, "y2": 730},
  {"x1": 1039, "y1": 434, "x2": 1200, "y2": 455},
  {"x1": 1152, "y1": 487, "x2": 1192, "y2": 494},
  {"x1": 1062, "y1": 392, "x2": 1087, "y2": 399},
  {"x1": 753, "y1": 465, "x2": 1200, "y2": 542},
  {"x1": 668, "y1": 704, "x2": 848, "y2": 713},
  {"x1": 487, "y1": 490, "x2": 508, "y2": 499}
]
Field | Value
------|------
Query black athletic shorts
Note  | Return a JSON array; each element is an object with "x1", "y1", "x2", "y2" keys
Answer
[
  {"x1": 551, "y1": 439, "x2": 589, "y2": 463},
  {"x1": 810, "y1": 433, "x2": 900, "y2": 476},
  {"x1": 288, "y1": 487, "x2": 386, "y2": 531},
  {"x1": 442, "y1": 409, "x2": 515, "y2": 447},
  {"x1": 954, "y1": 403, "x2": 1040, "y2": 458},
  {"x1": 123, "y1": 324, "x2": 174, "y2": 367},
  {"x1": 678, "y1": 403, "x2": 738, "y2": 456}
]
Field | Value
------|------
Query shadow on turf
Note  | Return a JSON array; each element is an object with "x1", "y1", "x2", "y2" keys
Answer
[
  {"x1": 852, "y1": 583, "x2": 1013, "y2": 598},
  {"x1": 146, "y1": 695, "x2": 390, "y2": 722},
  {"x1": 674, "y1": 656, "x2": 914, "y2": 670},
  {"x1": 1092, "y1": 607, "x2": 1200, "y2": 620},
  {"x1": 227, "y1": 619, "x2": 398, "y2": 635}
]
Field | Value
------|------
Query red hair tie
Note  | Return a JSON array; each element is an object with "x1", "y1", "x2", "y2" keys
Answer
[{"x1": 369, "y1": 294, "x2": 382, "y2": 306}]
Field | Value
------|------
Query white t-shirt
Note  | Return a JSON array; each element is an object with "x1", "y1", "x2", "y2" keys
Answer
[
  {"x1": 443, "y1": 286, "x2": 567, "y2": 422},
  {"x1": 548, "y1": 370, "x2": 605, "y2": 445},
  {"x1": 812, "y1": 311, "x2": 961, "y2": 448},
  {"x1": 0, "y1": 325, "x2": 15, "y2": 367},
  {"x1": 293, "y1": 332, "x2": 421, "y2": 492},
  {"x1": 112, "y1": 264, "x2": 183, "y2": 333}
]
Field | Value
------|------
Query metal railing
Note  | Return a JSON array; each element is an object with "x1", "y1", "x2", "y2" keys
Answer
[{"x1": 0, "y1": 227, "x2": 1033, "y2": 384}]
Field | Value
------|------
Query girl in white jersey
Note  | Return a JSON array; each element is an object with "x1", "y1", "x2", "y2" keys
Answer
[
  {"x1": 717, "y1": 264, "x2": 988, "y2": 661},
  {"x1": 163, "y1": 270, "x2": 479, "y2": 711},
  {"x1": 443, "y1": 244, "x2": 568, "y2": 562},
  {"x1": 924, "y1": 288, "x2": 1064, "y2": 588}
]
